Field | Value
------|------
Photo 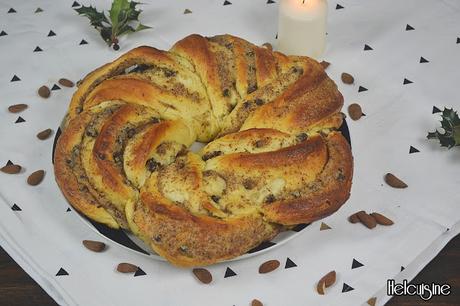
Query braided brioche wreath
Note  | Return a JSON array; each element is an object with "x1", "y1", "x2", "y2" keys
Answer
[{"x1": 54, "y1": 34, "x2": 353, "y2": 267}]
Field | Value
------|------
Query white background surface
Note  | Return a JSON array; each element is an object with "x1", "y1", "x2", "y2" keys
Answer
[{"x1": 1, "y1": 0, "x2": 459, "y2": 305}]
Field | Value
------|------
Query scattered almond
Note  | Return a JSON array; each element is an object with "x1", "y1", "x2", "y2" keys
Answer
[
  {"x1": 320, "y1": 61, "x2": 330, "y2": 69},
  {"x1": 367, "y1": 297, "x2": 377, "y2": 306},
  {"x1": 37, "y1": 128, "x2": 53, "y2": 140},
  {"x1": 117, "y1": 262, "x2": 138, "y2": 273},
  {"x1": 58, "y1": 78, "x2": 75, "y2": 88},
  {"x1": 348, "y1": 103, "x2": 363, "y2": 121},
  {"x1": 251, "y1": 299, "x2": 263, "y2": 306},
  {"x1": 341, "y1": 72, "x2": 354, "y2": 84},
  {"x1": 261, "y1": 43, "x2": 273, "y2": 51},
  {"x1": 357, "y1": 211, "x2": 377, "y2": 229},
  {"x1": 82, "y1": 240, "x2": 106, "y2": 252},
  {"x1": 370, "y1": 212, "x2": 394, "y2": 226},
  {"x1": 348, "y1": 211, "x2": 362, "y2": 224},
  {"x1": 27, "y1": 170, "x2": 45, "y2": 186},
  {"x1": 8, "y1": 104, "x2": 28, "y2": 113},
  {"x1": 192, "y1": 268, "x2": 212, "y2": 284},
  {"x1": 259, "y1": 259, "x2": 280, "y2": 274},
  {"x1": 38, "y1": 85, "x2": 50, "y2": 98},
  {"x1": 1, "y1": 164, "x2": 21, "y2": 174},
  {"x1": 384, "y1": 173, "x2": 408, "y2": 188},
  {"x1": 316, "y1": 270, "x2": 336, "y2": 295}
]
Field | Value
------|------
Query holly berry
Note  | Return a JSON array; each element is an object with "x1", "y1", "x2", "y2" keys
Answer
[{"x1": 113, "y1": 43, "x2": 120, "y2": 51}]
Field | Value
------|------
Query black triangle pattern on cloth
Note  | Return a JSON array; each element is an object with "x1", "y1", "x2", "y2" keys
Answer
[
  {"x1": 285, "y1": 257, "x2": 297, "y2": 269},
  {"x1": 342, "y1": 283, "x2": 354, "y2": 293},
  {"x1": 72, "y1": 1, "x2": 81, "y2": 8},
  {"x1": 224, "y1": 267, "x2": 237, "y2": 278},
  {"x1": 358, "y1": 86, "x2": 368, "y2": 92},
  {"x1": 35, "y1": 8, "x2": 43, "y2": 13},
  {"x1": 432, "y1": 106, "x2": 441, "y2": 113},
  {"x1": 183, "y1": 9, "x2": 192, "y2": 14},
  {"x1": 400, "y1": 266, "x2": 405, "y2": 271},
  {"x1": 267, "y1": 0, "x2": 276, "y2": 4},
  {"x1": 33, "y1": 46, "x2": 43, "y2": 52},
  {"x1": 223, "y1": 0, "x2": 232, "y2": 5},
  {"x1": 247, "y1": 241, "x2": 276, "y2": 253},
  {"x1": 56, "y1": 268, "x2": 69, "y2": 276},
  {"x1": 336, "y1": 4, "x2": 344, "y2": 9},
  {"x1": 406, "y1": 24, "x2": 415, "y2": 31},
  {"x1": 0, "y1": 31, "x2": 7, "y2": 37},
  {"x1": 11, "y1": 204, "x2": 22, "y2": 211},
  {"x1": 419, "y1": 57, "x2": 429, "y2": 63},
  {"x1": 403, "y1": 78, "x2": 413, "y2": 85},
  {"x1": 409, "y1": 146, "x2": 420, "y2": 154},
  {"x1": 456, "y1": 37, "x2": 460, "y2": 44},
  {"x1": 11, "y1": 75, "x2": 21, "y2": 82},
  {"x1": 351, "y1": 258, "x2": 364, "y2": 269},
  {"x1": 48, "y1": 30, "x2": 56, "y2": 37},
  {"x1": 364, "y1": 44, "x2": 373, "y2": 51},
  {"x1": 66, "y1": 207, "x2": 72, "y2": 212},
  {"x1": 6, "y1": 160, "x2": 13, "y2": 166},
  {"x1": 52, "y1": 84, "x2": 61, "y2": 91},
  {"x1": 134, "y1": 267, "x2": 146, "y2": 276},
  {"x1": 15, "y1": 116, "x2": 25, "y2": 123},
  {"x1": 8, "y1": 8, "x2": 17, "y2": 13},
  {"x1": 79, "y1": 39, "x2": 88, "y2": 45},
  {"x1": 291, "y1": 223, "x2": 309, "y2": 232}
]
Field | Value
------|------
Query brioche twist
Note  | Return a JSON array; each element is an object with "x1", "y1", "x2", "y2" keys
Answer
[{"x1": 55, "y1": 34, "x2": 353, "y2": 266}]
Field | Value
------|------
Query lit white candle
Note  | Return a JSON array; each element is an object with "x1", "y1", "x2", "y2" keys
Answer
[{"x1": 277, "y1": 0, "x2": 328, "y2": 59}]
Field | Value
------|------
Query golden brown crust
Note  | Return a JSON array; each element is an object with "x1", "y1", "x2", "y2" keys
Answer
[
  {"x1": 134, "y1": 176, "x2": 280, "y2": 267},
  {"x1": 54, "y1": 103, "x2": 125, "y2": 228},
  {"x1": 262, "y1": 132, "x2": 353, "y2": 224},
  {"x1": 54, "y1": 34, "x2": 353, "y2": 267}
]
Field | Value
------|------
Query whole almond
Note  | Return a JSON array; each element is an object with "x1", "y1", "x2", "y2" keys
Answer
[
  {"x1": 259, "y1": 259, "x2": 280, "y2": 274},
  {"x1": 192, "y1": 268, "x2": 212, "y2": 284},
  {"x1": 320, "y1": 61, "x2": 330, "y2": 69},
  {"x1": 38, "y1": 85, "x2": 50, "y2": 98},
  {"x1": 357, "y1": 211, "x2": 377, "y2": 229},
  {"x1": 348, "y1": 103, "x2": 363, "y2": 121},
  {"x1": 317, "y1": 270, "x2": 336, "y2": 295},
  {"x1": 348, "y1": 211, "x2": 363, "y2": 223},
  {"x1": 367, "y1": 297, "x2": 377, "y2": 306},
  {"x1": 27, "y1": 170, "x2": 45, "y2": 186},
  {"x1": 370, "y1": 212, "x2": 394, "y2": 226},
  {"x1": 1, "y1": 164, "x2": 21, "y2": 174},
  {"x1": 117, "y1": 262, "x2": 138, "y2": 273},
  {"x1": 251, "y1": 299, "x2": 263, "y2": 306},
  {"x1": 261, "y1": 43, "x2": 273, "y2": 51},
  {"x1": 58, "y1": 78, "x2": 75, "y2": 88},
  {"x1": 8, "y1": 104, "x2": 28, "y2": 113},
  {"x1": 82, "y1": 240, "x2": 106, "y2": 252},
  {"x1": 341, "y1": 72, "x2": 354, "y2": 84},
  {"x1": 384, "y1": 173, "x2": 408, "y2": 188},
  {"x1": 37, "y1": 128, "x2": 53, "y2": 140}
]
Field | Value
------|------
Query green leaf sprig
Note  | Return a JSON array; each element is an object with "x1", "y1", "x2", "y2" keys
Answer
[
  {"x1": 75, "y1": 0, "x2": 151, "y2": 50},
  {"x1": 427, "y1": 107, "x2": 460, "y2": 149}
]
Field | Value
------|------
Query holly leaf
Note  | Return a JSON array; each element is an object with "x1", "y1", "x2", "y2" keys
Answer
[
  {"x1": 118, "y1": 24, "x2": 136, "y2": 36},
  {"x1": 75, "y1": 0, "x2": 151, "y2": 48},
  {"x1": 135, "y1": 23, "x2": 151, "y2": 32},
  {"x1": 109, "y1": 0, "x2": 131, "y2": 28},
  {"x1": 427, "y1": 107, "x2": 460, "y2": 149},
  {"x1": 75, "y1": 5, "x2": 110, "y2": 28}
]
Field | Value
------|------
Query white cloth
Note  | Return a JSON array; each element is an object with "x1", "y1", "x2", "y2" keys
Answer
[{"x1": 1, "y1": 0, "x2": 459, "y2": 305}]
